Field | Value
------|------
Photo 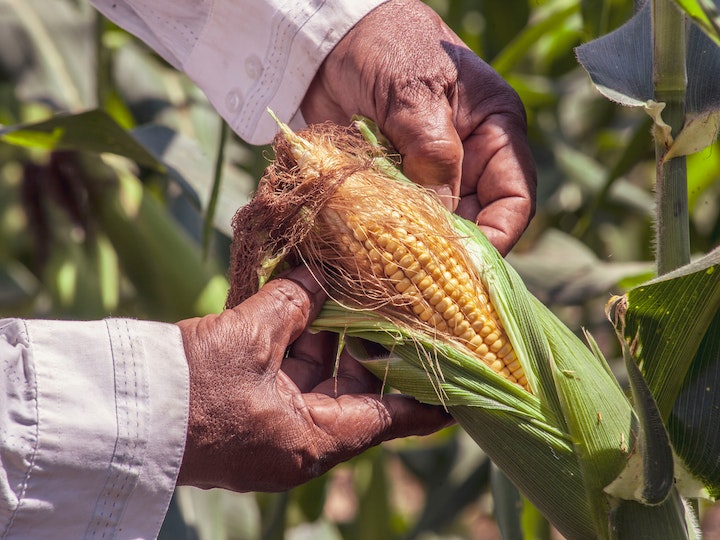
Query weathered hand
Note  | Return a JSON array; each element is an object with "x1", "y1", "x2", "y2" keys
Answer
[
  {"x1": 175, "y1": 265, "x2": 452, "y2": 492},
  {"x1": 301, "y1": 0, "x2": 536, "y2": 255}
]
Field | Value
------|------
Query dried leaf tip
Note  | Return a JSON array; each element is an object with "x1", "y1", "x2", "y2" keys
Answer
[{"x1": 267, "y1": 107, "x2": 317, "y2": 171}]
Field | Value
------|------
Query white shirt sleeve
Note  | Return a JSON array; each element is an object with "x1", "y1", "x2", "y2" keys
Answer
[
  {"x1": 0, "y1": 318, "x2": 189, "y2": 540},
  {"x1": 90, "y1": 0, "x2": 388, "y2": 145}
]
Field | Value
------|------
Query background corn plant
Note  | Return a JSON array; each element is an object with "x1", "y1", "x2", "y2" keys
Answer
[{"x1": 0, "y1": 0, "x2": 719, "y2": 538}]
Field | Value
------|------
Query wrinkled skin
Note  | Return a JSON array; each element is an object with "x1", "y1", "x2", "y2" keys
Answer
[
  {"x1": 302, "y1": 0, "x2": 536, "y2": 256},
  {"x1": 177, "y1": 266, "x2": 452, "y2": 491},
  {"x1": 177, "y1": 0, "x2": 536, "y2": 492}
]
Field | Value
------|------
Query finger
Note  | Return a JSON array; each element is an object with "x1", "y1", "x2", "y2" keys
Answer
[
  {"x1": 458, "y1": 115, "x2": 536, "y2": 255},
  {"x1": 457, "y1": 192, "x2": 534, "y2": 256},
  {"x1": 312, "y1": 348, "x2": 384, "y2": 396},
  {"x1": 451, "y1": 56, "x2": 536, "y2": 255},
  {"x1": 282, "y1": 330, "x2": 338, "y2": 392},
  {"x1": 304, "y1": 392, "x2": 454, "y2": 463},
  {"x1": 300, "y1": 66, "x2": 348, "y2": 125},
  {"x1": 381, "y1": 97, "x2": 463, "y2": 212},
  {"x1": 230, "y1": 265, "x2": 326, "y2": 368}
]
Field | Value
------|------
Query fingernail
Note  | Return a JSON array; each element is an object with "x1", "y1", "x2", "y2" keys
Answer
[{"x1": 429, "y1": 185, "x2": 456, "y2": 211}]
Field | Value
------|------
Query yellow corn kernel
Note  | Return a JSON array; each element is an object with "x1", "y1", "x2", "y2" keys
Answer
[{"x1": 327, "y1": 211, "x2": 528, "y2": 391}]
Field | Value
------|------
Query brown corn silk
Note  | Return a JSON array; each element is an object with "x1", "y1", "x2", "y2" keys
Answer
[{"x1": 227, "y1": 122, "x2": 528, "y2": 390}]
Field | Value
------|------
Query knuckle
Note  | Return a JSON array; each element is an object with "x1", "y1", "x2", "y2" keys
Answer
[{"x1": 266, "y1": 279, "x2": 311, "y2": 319}]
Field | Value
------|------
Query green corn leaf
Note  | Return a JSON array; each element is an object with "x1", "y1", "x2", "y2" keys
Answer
[
  {"x1": 576, "y1": 0, "x2": 720, "y2": 158},
  {"x1": 609, "y1": 247, "x2": 720, "y2": 497},
  {"x1": 608, "y1": 491, "x2": 699, "y2": 539},
  {"x1": 605, "y1": 330, "x2": 674, "y2": 505},
  {"x1": 673, "y1": 0, "x2": 720, "y2": 47},
  {"x1": 0, "y1": 109, "x2": 162, "y2": 169},
  {"x1": 670, "y1": 305, "x2": 720, "y2": 499},
  {"x1": 608, "y1": 248, "x2": 720, "y2": 420}
]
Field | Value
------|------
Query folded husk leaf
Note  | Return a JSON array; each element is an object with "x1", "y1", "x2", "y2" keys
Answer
[{"x1": 608, "y1": 247, "x2": 720, "y2": 499}]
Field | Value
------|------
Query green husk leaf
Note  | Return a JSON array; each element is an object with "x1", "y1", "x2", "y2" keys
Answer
[
  {"x1": 307, "y1": 141, "x2": 626, "y2": 537},
  {"x1": 315, "y1": 306, "x2": 595, "y2": 539}
]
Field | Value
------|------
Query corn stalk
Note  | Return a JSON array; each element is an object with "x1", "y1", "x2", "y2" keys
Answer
[{"x1": 653, "y1": 0, "x2": 691, "y2": 274}]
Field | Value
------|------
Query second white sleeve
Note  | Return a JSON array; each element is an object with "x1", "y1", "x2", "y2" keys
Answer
[
  {"x1": 91, "y1": 0, "x2": 387, "y2": 145},
  {"x1": 183, "y1": 0, "x2": 387, "y2": 144}
]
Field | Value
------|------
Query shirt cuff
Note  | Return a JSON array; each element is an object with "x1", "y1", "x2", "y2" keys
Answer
[
  {"x1": 183, "y1": 0, "x2": 388, "y2": 145},
  {"x1": 0, "y1": 318, "x2": 188, "y2": 540}
]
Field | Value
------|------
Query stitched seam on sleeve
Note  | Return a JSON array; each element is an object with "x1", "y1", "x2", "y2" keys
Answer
[
  {"x1": 85, "y1": 320, "x2": 149, "y2": 539},
  {"x1": 1, "y1": 321, "x2": 41, "y2": 540},
  {"x1": 235, "y1": 0, "x2": 326, "y2": 133}
]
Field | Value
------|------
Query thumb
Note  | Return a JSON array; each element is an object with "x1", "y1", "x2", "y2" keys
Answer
[
  {"x1": 232, "y1": 265, "x2": 327, "y2": 351},
  {"x1": 380, "y1": 97, "x2": 463, "y2": 212},
  {"x1": 304, "y1": 393, "x2": 454, "y2": 465}
]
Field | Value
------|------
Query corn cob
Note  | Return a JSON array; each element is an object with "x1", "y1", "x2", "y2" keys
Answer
[
  {"x1": 317, "y1": 197, "x2": 528, "y2": 389},
  {"x1": 228, "y1": 116, "x2": 529, "y2": 391}
]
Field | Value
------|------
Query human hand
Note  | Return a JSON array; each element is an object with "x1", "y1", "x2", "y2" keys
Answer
[
  {"x1": 301, "y1": 0, "x2": 536, "y2": 255},
  {"x1": 175, "y1": 265, "x2": 452, "y2": 492}
]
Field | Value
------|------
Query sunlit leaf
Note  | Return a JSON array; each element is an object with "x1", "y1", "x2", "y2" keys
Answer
[
  {"x1": 688, "y1": 141, "x2": 720, "y2": 210},
  {"x1": 1, "y1": 127, "x2": 63, "y2": 148},
  {"x1": 665, "y1": 110, "x2": 720, "y2": 161},
  {"x1": 673, "y1": 0, "x2": 720, "y2": 46},
  {"x1": 0, "y1": 110, "x2": 162, "y2": 169}
]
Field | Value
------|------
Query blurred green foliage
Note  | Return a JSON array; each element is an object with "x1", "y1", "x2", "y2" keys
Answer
[{"x1": 1, "y1": 0, "x2": 718, "y2": 538}]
